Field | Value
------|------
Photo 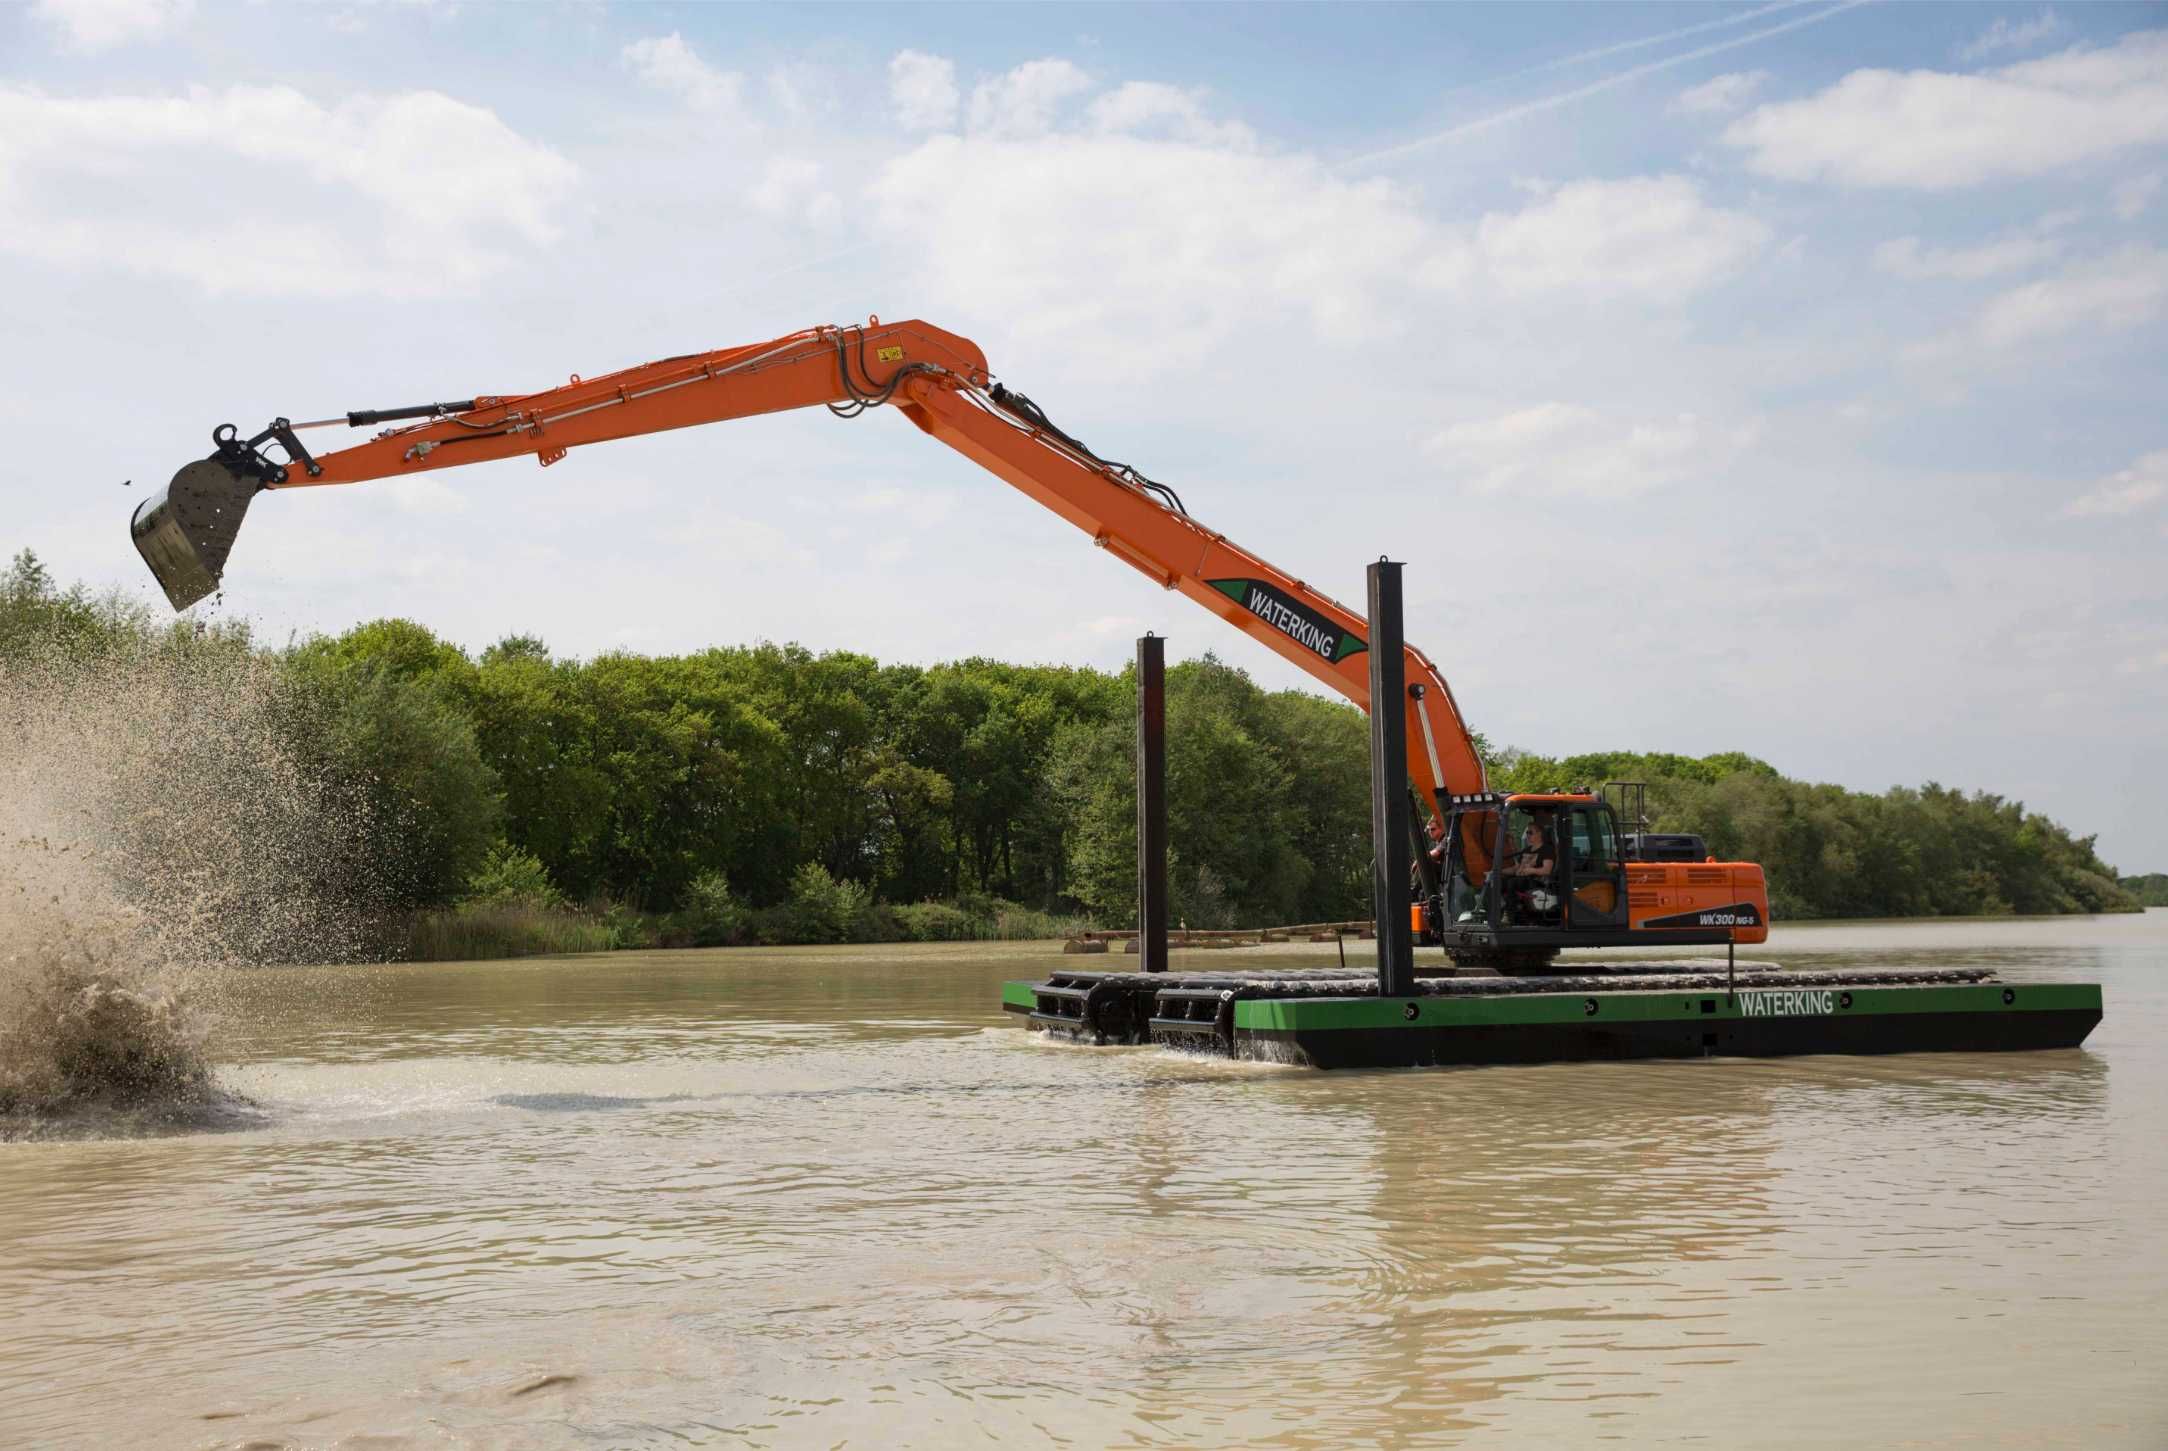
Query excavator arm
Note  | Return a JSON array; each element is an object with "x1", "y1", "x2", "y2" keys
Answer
[{"x1": 131, "y1": 317, "x2": 1488, "y2": 823}]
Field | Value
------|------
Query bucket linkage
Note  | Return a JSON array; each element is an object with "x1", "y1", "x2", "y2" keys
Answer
[{"x1": 130, "y1": 419, "x2": 323, "y2": 611}]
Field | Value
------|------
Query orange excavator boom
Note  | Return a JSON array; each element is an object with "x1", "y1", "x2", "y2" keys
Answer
[{"x1": 131, "y1": 318, "x2": 1487, "y2": 819}]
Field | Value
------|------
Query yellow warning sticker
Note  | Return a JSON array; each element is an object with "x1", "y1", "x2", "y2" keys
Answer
[{"x1": 876, "y1": 346, "x2": 905, "y2": 363}]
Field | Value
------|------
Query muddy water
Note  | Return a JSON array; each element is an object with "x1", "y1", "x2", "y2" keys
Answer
[{"x1": 2, "y1": 914, "x2": 2163, "y2": 1449}]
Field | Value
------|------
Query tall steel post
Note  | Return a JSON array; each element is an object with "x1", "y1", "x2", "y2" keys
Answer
[
  {"x1": 1136, "y1": 633, "x2": 1169, "y2": 973},
  {"x1": 1367, "y1": 561, "x2": 1416, "y2": 998}
]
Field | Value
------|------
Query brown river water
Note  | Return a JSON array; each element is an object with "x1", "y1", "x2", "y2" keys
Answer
[{"x1": 3, "y1": 912, "x2": 2164, "y2": 1449}]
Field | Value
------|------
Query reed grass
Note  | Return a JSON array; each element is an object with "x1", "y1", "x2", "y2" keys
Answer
[
  {"x1": 405, "y1": 902, "x2": 617, "y2": 962},
  {"x1": 983, "y1": 905, "x2": 1098, "y2": 941}
]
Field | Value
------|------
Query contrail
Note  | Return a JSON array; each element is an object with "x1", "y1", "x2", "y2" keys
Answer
[
  {"x1": 1440, "y1": 0, "x2": 1813, "y2": 96},
  {"x1": 1346, "y1": 0, "x2": 1872, "y2": 169}
]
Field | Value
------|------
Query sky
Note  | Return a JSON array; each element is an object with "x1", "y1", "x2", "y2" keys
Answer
[{"x1": 2, "y1": 0, "x2": 2165, "y2": 873}]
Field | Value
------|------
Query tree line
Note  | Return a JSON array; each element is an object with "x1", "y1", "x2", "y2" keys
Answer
[
  {"x1": 1488, "y1": 748, "x2": 2139, "y2": 920},
  {"x1": 2, "y1": 548, "x2": 2144, "y2": 952}
]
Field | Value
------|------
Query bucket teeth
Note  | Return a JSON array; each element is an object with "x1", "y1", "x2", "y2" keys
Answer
[{"x1": 130, "y1": 458, "x2": 260, "y2": 611}]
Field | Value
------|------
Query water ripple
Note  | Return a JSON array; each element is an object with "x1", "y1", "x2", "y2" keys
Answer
[{"x1": 0, "y1": 924, "x2": 2161, "y2": 1447}]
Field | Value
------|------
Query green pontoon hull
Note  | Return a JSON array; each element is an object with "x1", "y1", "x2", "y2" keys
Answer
[{"x1": 1001, "y1": 970, "x2": 2101, "y2": 1070}]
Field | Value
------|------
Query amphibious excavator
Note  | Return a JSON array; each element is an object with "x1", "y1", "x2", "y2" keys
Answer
[{"x1": 129, "y1": 318, "x2": 1768, "y2": 971}]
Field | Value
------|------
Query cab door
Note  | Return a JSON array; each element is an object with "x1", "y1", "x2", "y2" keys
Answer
[
  {"x1": 1439, "y1": 807, "x2": 1496, "y2": 924},
  {"x1": 1566, "y1": 803, "x2": 1628, "y2": 929}
]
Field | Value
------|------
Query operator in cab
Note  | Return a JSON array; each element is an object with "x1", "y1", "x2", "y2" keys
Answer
[
  {"x1": 1504, "y1": 818, "x2": 1555, "y2": 879},
  {"x1": 1498, "y1": 813, "x2": 1558, "y2": 926}
]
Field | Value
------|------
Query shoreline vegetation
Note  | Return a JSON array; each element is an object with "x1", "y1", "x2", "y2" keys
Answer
[
  {"x1": 406, "y1": 846, "x2": 1097, "y2": 961},
  {"x1": 5, "y1": 548, "x2": 2147, "y2": 964}
]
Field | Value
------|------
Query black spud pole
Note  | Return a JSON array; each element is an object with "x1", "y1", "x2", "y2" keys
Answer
[
  {"x1": 1368, "y1": 560, "x2": 1416, "y2": 998},
  {"x1": 1137, "y1": 633, "x2": 1169, "y2": 973}
]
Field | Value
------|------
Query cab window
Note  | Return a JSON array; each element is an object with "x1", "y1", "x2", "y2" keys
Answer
[
  {"x1": 1504, "y1": 806, "x2": 1536, "y2": 853},
  {"x1": 1570, "y1": 805, "x2": 1618, "y2": 873}
]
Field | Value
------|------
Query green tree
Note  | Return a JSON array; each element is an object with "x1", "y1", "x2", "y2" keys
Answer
[
  {"x1": 705, "y1": 644, "x2": 887, "y2": 886},
  {"x1": 1257, "y1": 689, "x2": 1372, "y2": 921},
  {"x1": 467, "y1": 645, "x2": 615, "y2": 899},
  {"x1": 1, "y1": 548, "x2": 159, "y2": 661},
  {"x1": 279, "y1": 642, "x2": 502, "y2": 908}
]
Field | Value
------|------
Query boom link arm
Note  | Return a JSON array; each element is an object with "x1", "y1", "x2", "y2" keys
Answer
[{"x1": 173, "y1": 317, "x2": 1490, "y2": 815}]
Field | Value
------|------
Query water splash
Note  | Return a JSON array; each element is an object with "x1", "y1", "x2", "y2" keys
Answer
[{"x1": 1, "y1": 632, "x2": 382, "y2": 1134}]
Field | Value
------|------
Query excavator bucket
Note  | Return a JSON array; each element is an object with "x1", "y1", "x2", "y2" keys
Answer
[{"x1": 130, "y1": 458, "x2": 261, "y2": 611}]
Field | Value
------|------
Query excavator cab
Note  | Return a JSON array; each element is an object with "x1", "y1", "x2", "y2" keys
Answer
[
  {"x1": 1424, "y1": 791, "x2": 1640, "y2": 969},
  {"x1": 1421, "y1": 786, "x2": 1768, "y2": 970},
  {"x1": 1436, "y1": 793, "x2": 1624, "y2": 923}
]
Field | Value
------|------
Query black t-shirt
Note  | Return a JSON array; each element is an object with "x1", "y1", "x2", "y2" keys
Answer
[{"x1": 1512, "y1": 838, "x2": 1553, "y2": 876}]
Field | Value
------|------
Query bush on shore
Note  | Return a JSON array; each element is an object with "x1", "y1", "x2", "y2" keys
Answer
[
  {"x1": 462, "y1": 842, "x2": 564, "y2": 909},
  {"x1": 674, "y1": 870, "x2": 746, "y2": 947},
  {"x1": 405, "y1": 902, "x2": 618, "y2": 961},
  {"x1": 764, "y1": 862, "x2": 872, "y2": 945}
]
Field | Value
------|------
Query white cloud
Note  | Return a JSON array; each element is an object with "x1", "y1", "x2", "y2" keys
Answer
[
  {"x1": 31, "y1": 0, "x2": 190, "y2": 53},
  {"x1": 678, "y1": 513, "x2": 816, "y2": 569},
  {"x1": 968, "y1": 59, "x2": 1092, "y2": 137},
  {"x1": 1971, "y1": 245, "x2": 2168, "y2": 348},
  {"x1": 845, "y1": 485, "x2": 957, "y2": 530},
  {"x1": 2114, "y1": 170, "x2": 2162, "y2": 220},
  {"x1": 1723, "y1": 28, "x2": 2168, "y2": 188},
  {"x1": 1425, "y1": 403, "x2": 1758, "y2": 499},
  {"x1": 1873, "y1": 231, "x2": 2061, "y2": 280},
  {"x1": 0, "y1": 84, "x2": 577, "y2": 298},
  {"x1": 1672, "y1": 70, "x2": 1768, "y2": 115},
  {"x1": 1957, "y1": 9, "x2": 2069, "y2": 63},
  {"x1": 889, "y1": 50, "x2": 958, "y2": 131},
  {"x1": 1474, "y1": 175, "x2": 1771, "y2": 299},
  {"x1": 1905, "y1": 246, "x2": 2168, "y2": 370},
  {"x1": 382, "y1": 475, "x2": 470, "y2": 516},
  {"x1": 1086, "y1": 82, "x2": 1255, "y2": 147},
  {"x1": 872, "y1": 105, "x2": 1768, "y2": 373},
  {"x1": 748, "y1": 157, "x2": 839, "y2": 226},
  {"x1": 2065, "y1": 449, "x2": 2168, "y2": 517},
  {"x1": 621, "y1": 32, "x2": 742, "y2": 114},
  {"x1": 765, "y1": 63, "x2": 830, "y2": 123},
  {"x1": 872, "y1": 133, "x2": 1441, "y2": 359}
]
